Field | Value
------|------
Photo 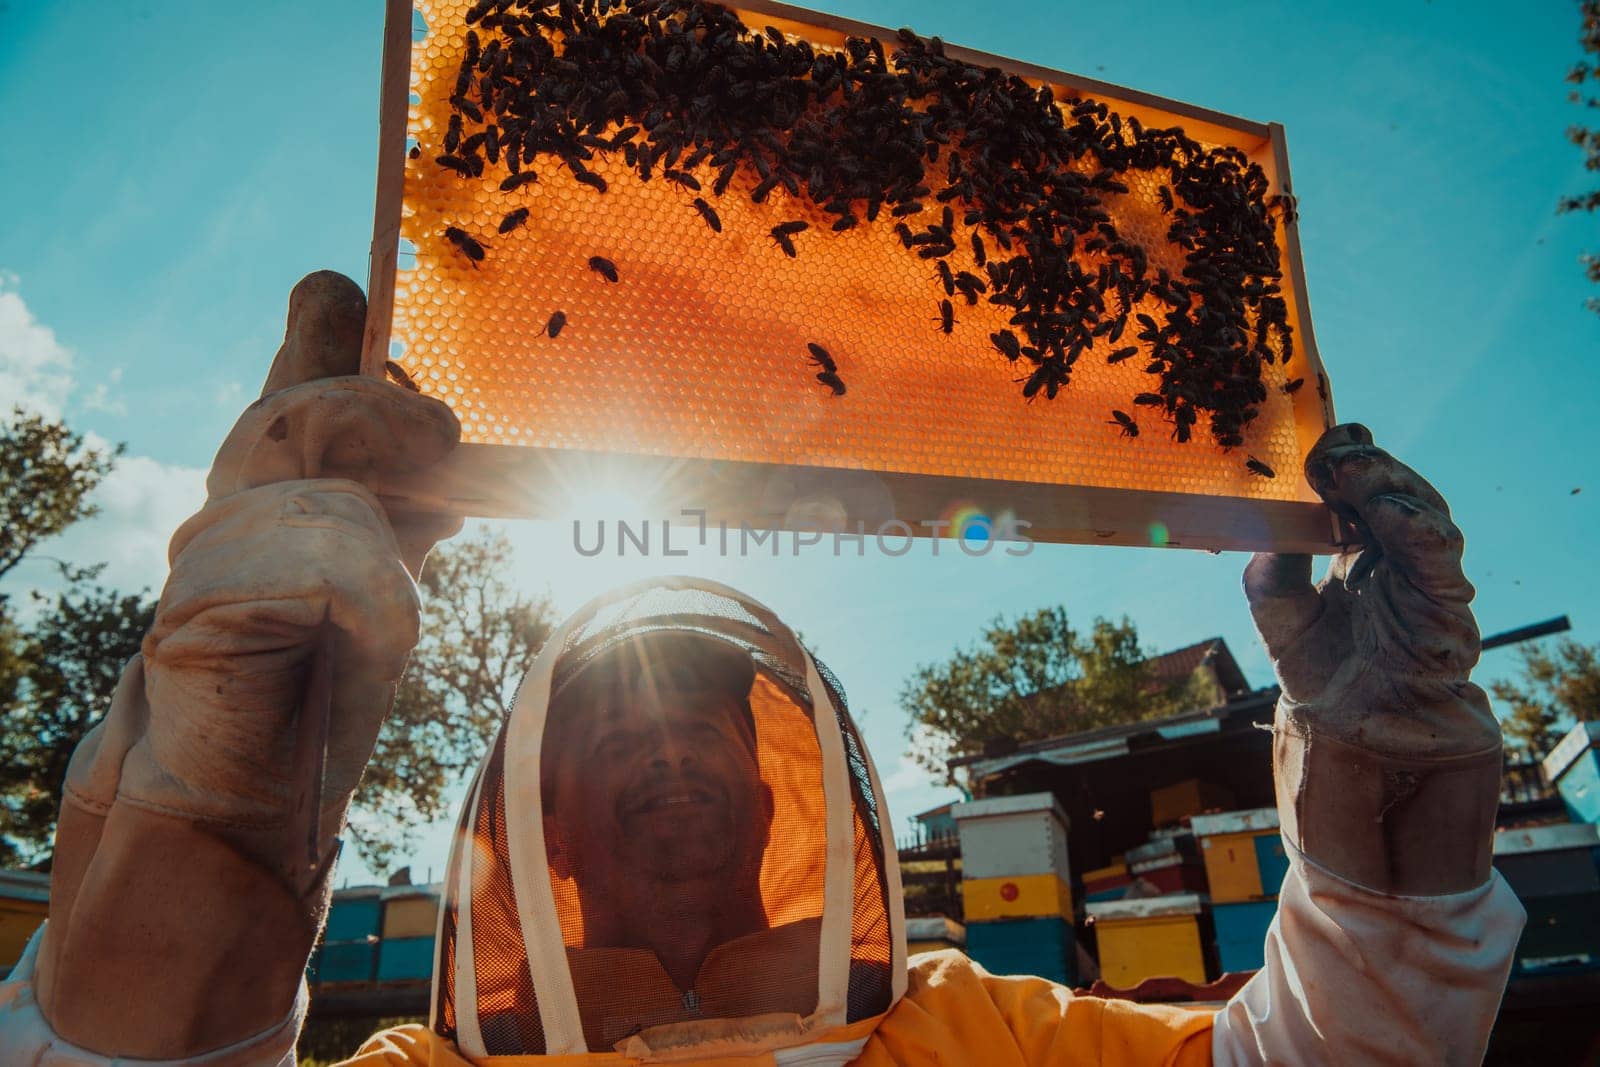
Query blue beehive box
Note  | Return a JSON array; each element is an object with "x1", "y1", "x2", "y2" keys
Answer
[
  {"x1": 1494, "y1": 823, "x2": 1600, "y2": 976},
  {"x1": 1252, "y1": 835, "x2": 1289, "y2": 897},
  {"x1": 1212, "y1": 899, "x2": 1277, "y2": 974},
  {"x1": 325, "y1": 889, "x2": 384, "y2": 942},
  {"x1": 377, "y1": 935, "x2": 436, "y2": 982},
  {"x1": 966, "y1": 916, "x2": 1077, "y2": 986},
  {"x1": 317, "y1": 940, "x2": 377, "y2": 984},
  {"x1": 1544, "y1": 723, "x2": 1600, "y2": 826}
]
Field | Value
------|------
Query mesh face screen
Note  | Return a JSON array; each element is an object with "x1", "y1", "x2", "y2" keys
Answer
[
  {"x1": 435, "y1": 576, "x2": 902, "y2": 1054},
  {"x1": 382, "y1": 0, "x2": 1330, "y2": 524}
]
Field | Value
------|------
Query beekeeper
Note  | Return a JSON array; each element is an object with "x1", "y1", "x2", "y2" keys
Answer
[{"x1": 0, "y1": 273, "x2": 1524, "y2": 1066}]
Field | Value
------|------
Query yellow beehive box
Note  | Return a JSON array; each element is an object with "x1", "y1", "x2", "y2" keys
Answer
[
  {"x1": 962, "y1": 873, "x2": 1073, "y2": 922},
  {"x1": 362, "y1": 0, "x2": 1338, "y2": 554},
  {"x1": 1086, "y1": 892, "x2": 1207, "y2": 987},
  {"x1": 381, "y1": 891, "x2": 441, "y2": 940},
  {"x1": 1191, "y1": 807, "x2": 1282, "y2": 904},
  {"x1": 1149, "y1": 778, "x2": 1235, "y2": 828}
]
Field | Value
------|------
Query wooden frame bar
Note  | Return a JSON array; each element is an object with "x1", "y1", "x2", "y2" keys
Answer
[{"x1": 361, "y1": 0, "x2": 1340, "y2": 554}]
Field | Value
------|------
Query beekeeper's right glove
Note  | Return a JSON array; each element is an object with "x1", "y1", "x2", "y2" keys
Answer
[{"x1": 26, "y1": 271, "x2": 461, "y2": 1061}]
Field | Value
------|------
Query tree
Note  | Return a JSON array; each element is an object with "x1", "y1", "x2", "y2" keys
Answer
[
  {"x1": 1561, "y1": 1, "x2": 1600, "y2": 313},
  {"x1": 345, "y1": 527, "x2": 558, "y2": 872},
  {"x1": 900, "y1": 608, "x2": 1215, "y2": 787},
  {"x1": 1490, "y1": 638, "x2": 1600, "y2": 758},
  {"x1": 0, "y1": 407, "x2": 122, "y2": 584},
  {"x1": 0, "y1": 581, "x2": 156, "y2": 866}
]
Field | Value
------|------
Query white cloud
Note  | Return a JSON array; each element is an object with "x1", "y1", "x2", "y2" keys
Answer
[
  {"x1": 213, "y1": 380, "x2": 246, "y2": 409},
  {"x1": 0, "y1": 275, "x2": 208, "y2": 600},
  {"x1": 81, "y1": 367, "x2": 128, "y2": 416},
  {"x1": 0, "y1": 273, "x2": 74, "y2": 418},
  {"x1": 38, "y1": 443, "x2": 208, "y2": 596}
]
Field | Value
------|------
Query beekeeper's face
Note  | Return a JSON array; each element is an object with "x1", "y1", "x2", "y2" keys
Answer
[{"x1": 545, "y1": 684, "x2": 774, "y2": 893}]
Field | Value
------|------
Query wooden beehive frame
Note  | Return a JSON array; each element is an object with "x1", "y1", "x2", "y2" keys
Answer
[{"x1": 362, "y1": 0, "x2": 1340, "y2": 553}]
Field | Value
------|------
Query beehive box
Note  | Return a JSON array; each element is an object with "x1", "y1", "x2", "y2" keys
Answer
[
  {"x1": 1086, "y1": 892, "x2": 1207, "y2": 986},
  {"x1": 1211, "y1": 898, "x2": 1277, "y2": 974},
  {"x1": 1543, "y1": 722, "x2": 1600, "y2": 825},
  {"x1": 363, "y1": 0, "x2": 1338, "y2": 552},
  {"x1": 1191, "y1": 807, "x2": 1286, "y2": 903}
]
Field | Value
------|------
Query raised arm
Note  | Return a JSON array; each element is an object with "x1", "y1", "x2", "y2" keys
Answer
[
  {"x1": 1213, "y1": 424, "x2": 1524, "y2": 1065},
  {"x1": 0, "y1": 272, "x2": 461, "y2": 1062}
]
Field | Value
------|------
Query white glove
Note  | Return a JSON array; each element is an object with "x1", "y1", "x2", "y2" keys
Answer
[
  {"x1": 27, "y1": 272, "x2": 461, "y2": 1060},
  {"x1": 1244, "y1": 422, "x2": 1502, "y2": 896}
]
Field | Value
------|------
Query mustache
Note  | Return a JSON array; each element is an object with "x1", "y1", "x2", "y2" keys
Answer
[{"x1": 617, "y1": 769, "x2": 727, "y2": 819}]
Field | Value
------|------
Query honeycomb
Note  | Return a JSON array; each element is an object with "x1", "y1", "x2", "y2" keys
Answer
[{"x1": 381, "y1": 0, "x2": 1330, "y2": 521}]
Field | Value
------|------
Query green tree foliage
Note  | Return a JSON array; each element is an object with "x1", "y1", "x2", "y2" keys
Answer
[
  {"x1": 1490, "y1": 638, "x2": 1600, "y2": 758},
  {"x1": 901, "y1": 608, "x2": 1216, "y2": 786},
  {"x1": 0, "y1": 408, "x2": 556, "y2": 875},
  {"x1": 346, "y1": 527, "x2": 558, "y2": 872},
  {"x1": 0, "y1": 407, "x2": 122, "y2": 584},
  {"x1": 0, "y1": 407, "x2": 130, "y2": 866},
  {"x1": 0, "y1": 581, "x2": 155, "y2": 866},
  {"x1": 1561, "y1": 0, "x2": 1600, "y2": 312}
]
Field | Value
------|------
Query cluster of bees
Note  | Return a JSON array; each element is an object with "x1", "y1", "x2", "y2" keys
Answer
[{"x1": 425, "y1": 0, "x2": 1298, "y2": 470}]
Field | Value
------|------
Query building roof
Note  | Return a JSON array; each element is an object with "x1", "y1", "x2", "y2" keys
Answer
[
  {"x1": 949, "y1": 685, "x2": 1280, "y2": 777},
  {"x1": 1143, "y1": 638, "x2": 1249, "y2": 696}
]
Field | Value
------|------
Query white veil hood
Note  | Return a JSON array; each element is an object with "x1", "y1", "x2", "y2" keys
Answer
[{"x1": 427, "y1": 575, "x2": 907, "y2": 1059}]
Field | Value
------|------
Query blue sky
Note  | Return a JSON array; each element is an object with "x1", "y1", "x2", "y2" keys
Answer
[{"x1": 3, "y1": 1, "x2": 1597, "y2": 885}]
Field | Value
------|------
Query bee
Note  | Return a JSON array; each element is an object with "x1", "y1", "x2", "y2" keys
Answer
[
  {"x1": 663, "y1": 168, "x2": 702, "y2": 191},
  {"x1": 498, "y1": 207, "x2": 530, "y2": 234},
  {"x1": 806, "y1": 342, "x2": 836, "y2": 373},
  {"x1": 971, "y1": 232, "x2": 986, "y2": 267},
  {"x1": 936, "y1": 299, "x2": 955, "y2": 334},
  {"x1": 769, "y1": 220, "x2": 805, "y2": 256},
  {"x1": 891, "y1": 201, "x2": 924, "y2": 217},
  {"x1": 752, "y1": 176, "x2": 780, "y2": 202},
  {"x1": 444, "y1": 226, "x2": 486, "y2": 266},
  {"x1": 713, "y1": 161, "x2": 738, "y2": 196},
  {"x1": 831, "y1": 213, "x2": 857, "y2": 232},
  {"x1": 893, "y1": 222, "x2": 914, "y2": 247},
  {"x1": 500, "y1": 171, "x2": 539, "y2": 191},
  {"x1": 574, "y1": 170, "x2": 608, "y2": 194},
  {"x1": 546, "y1": 310, "x2": 567, "y2": 338},
  {"x1": 990, "y1": 329, "x2": 1021, "y2": 361},
  {"x1": 1106, "y1": 346, "x2": 1138, "y2": 364},
  {"x1": 384, "y1": 360, "x2": 422, "y2": 392},
  {"x1": 435, "y1": 154, "x2": 479, "y2": 178},
  {"x1": 444, "y1": 113, "x2": 463, "y2": 154},
  {"x1": 1020, "y1": 358, "x2": 1069, "y2": 401},
  {"x1": 1108, "y1": 410, "x2": 1139, "y2": 437},
  {"x1": 935, "y1": 260, "x2": 955, "y2": 295},
  {"x1": 408, "y1": 144, "x2": 421, "y2": 160},
  {"x1": 588, "y1": 255, "x2": 619, "y2": 282},
  {"x1": 1282, "y1": 378, "x2": 1304, "y2": 394},
  {"x1": 1133, "y1": 391, "x2": 1163, "y2": 406},
  {"x1": 1246, "y1": 456, "x2": 1276, "y2": 478},
  {"x1": 816, "y1": 371, "x2": 847, "y2": 396},
  {"x1": 692, "y1": 197, "x2": 722, "y2": 232}
]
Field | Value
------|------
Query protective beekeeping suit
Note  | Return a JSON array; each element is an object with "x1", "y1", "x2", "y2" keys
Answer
[{"x1": 0, "y1": 273, "x2": 1524, "y2": 1066}]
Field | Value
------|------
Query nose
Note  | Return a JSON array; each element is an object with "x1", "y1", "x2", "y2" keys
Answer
[{"x1": 644, "y1": 721, "x2": 700, "y2": 773}]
